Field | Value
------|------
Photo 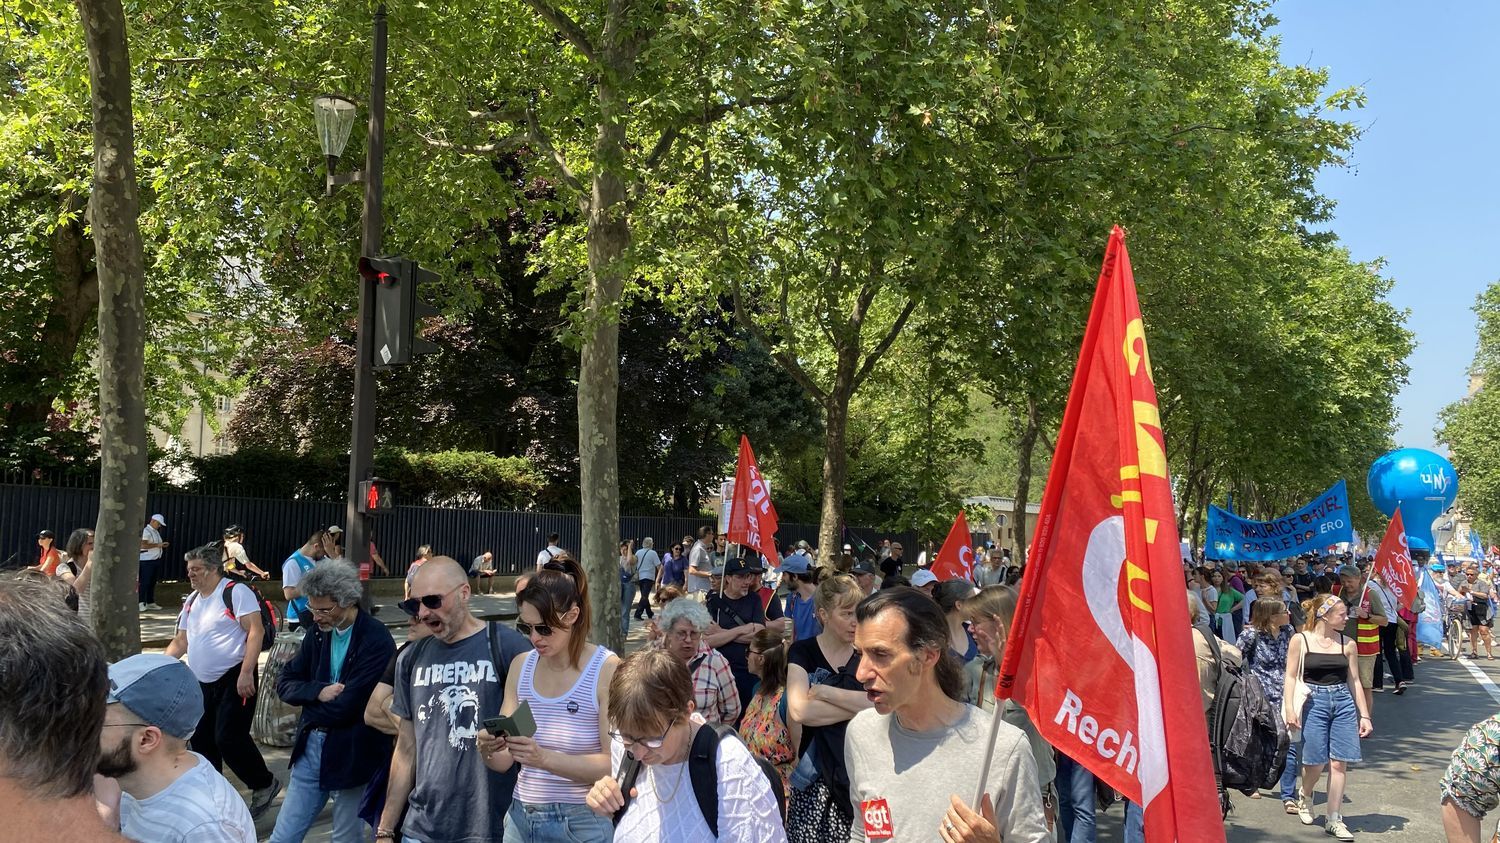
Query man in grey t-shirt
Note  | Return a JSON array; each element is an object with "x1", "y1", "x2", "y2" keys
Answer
[
  {"x1": 846, "y1": 588, "x2": 1047, "y2": 843},
  {"x1": 687, "y1": 525, "x2": 716, "y2": 599},
  {"x1": 378, "y1": 559, "x2": 531, "y2": 843}
]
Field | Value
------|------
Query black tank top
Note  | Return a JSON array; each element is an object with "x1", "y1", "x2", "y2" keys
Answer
[{"x1": 1301, "y1": 633, "x2": 1348, "y2": 686}]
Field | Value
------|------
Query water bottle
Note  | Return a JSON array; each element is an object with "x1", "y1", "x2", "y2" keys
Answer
[{"x1": 1287, "y1": 726, "x2": 1302, "y2": 743}]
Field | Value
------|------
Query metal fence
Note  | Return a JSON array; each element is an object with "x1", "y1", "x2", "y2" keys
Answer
[{"x1": 0, "y1": 483, "x2": 916, "y2": 580}]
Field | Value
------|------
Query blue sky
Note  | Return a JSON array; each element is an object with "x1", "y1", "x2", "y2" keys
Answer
[{"x1": 1271, "y1": 2, "x2": 1500, "y2": 451}]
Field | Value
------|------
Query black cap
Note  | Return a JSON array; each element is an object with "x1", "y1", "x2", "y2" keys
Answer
[
  {"x1": 222, "y1": 524, "x2": 243, "y2": 538},
  {"x1": 723, "y1": 556, "x2": 766, "y2": 576}
]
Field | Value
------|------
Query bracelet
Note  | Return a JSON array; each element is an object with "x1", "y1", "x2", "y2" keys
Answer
[
  {"x1": 375, "y1": 829, "x2": 395, "y2": 840},
  {"x1": 1359, "y1": 716, "x2": 1371, "y2": 721}
]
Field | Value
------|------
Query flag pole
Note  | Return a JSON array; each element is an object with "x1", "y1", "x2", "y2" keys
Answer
[{"x1": 973, "y1": 691, "x2": 1004, "y2": 807}]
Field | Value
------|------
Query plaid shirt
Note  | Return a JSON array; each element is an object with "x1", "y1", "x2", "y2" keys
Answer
[{"x1": 689, "y1": 642, "x2": 741, "y2": 725}]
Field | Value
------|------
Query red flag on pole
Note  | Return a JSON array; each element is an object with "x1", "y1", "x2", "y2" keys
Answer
[
  {"x1": 1372, "y1": 509, "x2": 1416, "y2": 612},
  {"x1": 996, "y1": 227, "x2": 1222, "y2": 842},
  {"x1": 726, "y1": 436, "x2": 781, "y2": 568},
  {"x1": 930, "y1": 509, "x2": 975, "y2": 582}
]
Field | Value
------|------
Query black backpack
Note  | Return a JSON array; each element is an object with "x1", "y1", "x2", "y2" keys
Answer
[
  {"x1": 186, "y1": 580, "x2": 279, "y2": 649},
  {"x1": 1202, "y1": 627, "x2": 1288, "y2": 814},
  {"x1": 613, "y1": 722, "x2": 786, "y2": 835}
]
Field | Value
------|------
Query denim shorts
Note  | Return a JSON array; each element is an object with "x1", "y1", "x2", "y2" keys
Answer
[
  {"x1": 1300, "y1": 684, "x2": 1361, "y2": 766},
  {"x1": 503, "y1": 799, "x2": 613, "y2": 843}
]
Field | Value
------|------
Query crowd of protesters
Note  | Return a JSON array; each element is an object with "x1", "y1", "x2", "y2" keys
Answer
[{"x1": 10, "y1": 512, "x2": 1500, "y2": 842}]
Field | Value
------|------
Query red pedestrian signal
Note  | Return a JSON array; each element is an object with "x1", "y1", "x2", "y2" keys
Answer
[{"x1": 357, "y1": 479, "x2": 395, "y2": 514}]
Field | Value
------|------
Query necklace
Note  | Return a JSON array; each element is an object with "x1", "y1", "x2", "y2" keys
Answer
[{"x1": 649, "y1": 759, "x2": 687, "y2": 804}]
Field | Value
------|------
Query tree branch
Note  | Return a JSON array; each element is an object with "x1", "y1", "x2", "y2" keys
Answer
[
  {"x1": 416, "y1": 130, "x2": 525, "y2": 156},
  {"x1": 641, "y1": 90, "x2": 794, "y2": 173},
  {"x1": 525, "y1": 108, "x2": 585, "y2": 195},
  {"x1": 523, "y1": 0, "x2": 601, "y2": 65},
  {"x1": 851, "y1": 296, "x2": 917, "y2": 391},
  {"x1": 731, "y1": 278, "x2": 828, "y2": 404}
]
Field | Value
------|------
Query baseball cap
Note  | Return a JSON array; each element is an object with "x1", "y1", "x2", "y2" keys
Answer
[
  {"x1": 852, "y1": 559, "x2": 877, "y2": 576},
  {"x1": 842, "y1": 543, "x2": 853, "y2": 553},
  {"x1": 107, "y1": 654, "x2": 203, "y2": 740},
  {"x1": 326, "y1": 525, "x2": 344, "y2": 534},
  {"x1": 910, "y1": 569, "x2": 938, "y2": 588},
  {"x1": 150, "y1": 514, "x2": 166, "y2": 526},
  {"x1": 724, "y1": 556, "x2": 766, "y2": 577},
  {"x1": 779, "y1": 555, "x2": 811, "y2": 575},
  {"x1": 1337, "y1": 564, "x2": 1361, "y2": 578},
  {"x1": 1430, "y1": 562, "x2": 1446, "y2": 572},
  {"x1": 795, "y1": 540, "x2": 812, "y2": 551}
]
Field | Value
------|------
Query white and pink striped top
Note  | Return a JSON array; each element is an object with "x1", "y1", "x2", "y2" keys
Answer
[{"x1": 514, "y1": 644, "x2": 614, "y2": 804}]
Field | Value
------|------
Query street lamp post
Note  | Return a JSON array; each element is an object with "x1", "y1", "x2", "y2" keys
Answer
[{"x1": 313, "y1": 4, "x2": 386, "y2": 605}]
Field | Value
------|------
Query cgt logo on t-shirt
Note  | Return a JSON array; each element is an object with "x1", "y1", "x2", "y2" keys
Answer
[{"x1": 861, "y1": 798, "x2": 893, "y2": 840}]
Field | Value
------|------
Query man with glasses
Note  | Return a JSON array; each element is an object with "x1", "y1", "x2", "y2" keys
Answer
[
  {"x1": 377, "y1": 557, "x2": 531, "y2": 843},
  {"x1": 95, "y1": 654, "x2": 255, "y2": 842},
  {"x1": 269, "y1": 562, "x2": 395, "y2": 843},
  {"x1": 706, "y1": 556, "x2": 788, "y2": 713},
  {"x1": 165, "y1": 544, "x2": 280, "y2": 819}
]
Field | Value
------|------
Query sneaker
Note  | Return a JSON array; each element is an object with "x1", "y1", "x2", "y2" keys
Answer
[
  {"x1": 248, "y1": 777, "x2": 282, "y2": 820},
  {"x1": 146, "y1": 603, "x2": 161, "y2": 611},
  {"x1": 1284, "y1": 799, "x2": 1299, "y2": 814},
  {"x1": 138, "y1": 602, "x2": 147, "y2": 611},
  {"x1": 1296, "y1": 794, "x2": 1315, "y2": 825},
  {"x1": 1326, "y1": 815, "x2": 1355, "y2": 841}
]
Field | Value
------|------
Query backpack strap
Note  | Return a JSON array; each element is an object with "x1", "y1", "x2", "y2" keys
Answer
[
  {"x1": 220, "y1": 581, "x2": 239, "y2": 619},
  {"x1": 688, "y1": 722, "x2": 733, "y2": 837},
  {"x1": 687, "y1": 653, "x2": 708, "y2": 675}
]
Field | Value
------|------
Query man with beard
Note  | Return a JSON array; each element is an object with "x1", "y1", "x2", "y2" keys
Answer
[
  {"x1": 706, "y1": 555, "x2": 788, "y2": 712},
  {"x1": 0, "y1": 579, "x2": 127, "y2": 842},
  {"x1": 377, "y1": 558, "x2": 531, "y2": 843},
  {"x1": 96, "y1": 654, "x2": 255, "y2": 842},
  {"x1": 269, "y1": 562, "x2": 395, "y2": 843}
]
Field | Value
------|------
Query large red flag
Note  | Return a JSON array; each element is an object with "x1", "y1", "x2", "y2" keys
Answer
[
  {"x1": 996, "y1": 227, "x2": 1222, "y2": 842},
  {"x1": 1373, "y1": 509, "x2": 1416, "y2": 612},
  {"x1": 930, "y1": 509, "x2": 975, "y2": 582},
  {"x1": 726, "y1": 436, "x2": 781, "y2": 568}
]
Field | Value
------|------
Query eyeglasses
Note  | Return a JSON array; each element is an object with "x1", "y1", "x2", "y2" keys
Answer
[
  {"x1": 669, "y1": 628, "x2": 701, "y2": 641},
  {"x1": 102, "y1": 722, "x2": 150, "y2": 728},
  {"x1": 748, "y1": 649, "x2": 766, "y2": 657},
  {"x1": 398, "y1": 584, "x2": 461, "y2": 616},
  {"x1": 609, "y1": 717, "x2": 678, "y2": 750},
  {"x1": 516, "y1": 621, "x2": 559, "y2": 637},
  {"x1": 308, "y1": 604, "x2": 340, "y2": 616}
]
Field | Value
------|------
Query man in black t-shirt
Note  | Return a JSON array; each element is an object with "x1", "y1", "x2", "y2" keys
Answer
[
  {"x1": 880, "y1": 542, "x2": 905, "y2": 579},
  {"x1": 705, "y1": 555, "x2": 788, "y2": 712}
]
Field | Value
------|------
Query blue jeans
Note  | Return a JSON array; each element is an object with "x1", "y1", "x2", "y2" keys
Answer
[
  {"x1": 1055, "y1": 752, "x2": 1097, "y2": 843},
  {"x1": 1279, "y1": 735, "x2": 1300, "y2": 800},
  {"x1": 1124, "y1": 800, "x2": 1144, "y2": 843},
  {"x1": 1300, "y1": 684, "x2": 1361, "y2": 765},
  {"x1": 504, "y1": 800, "x2": 613, "y2": 843},
  {"x1": 620, "y1": 577, "x2": 635, "y2": 637},
  {"x1": 269, "y1": 730, "x2": 367, "y2": 843}
]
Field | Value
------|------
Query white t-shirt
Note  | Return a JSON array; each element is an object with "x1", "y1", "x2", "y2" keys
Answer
[
  {"x1": 140, "y1": 525, "x2": 163, "y2": 562},
  {"x1": 120, "y1": 752, "x2": 256, "y2": 842},
  {"x1": 535, "y1": 545, "x2": 563, "y2": 570},
  {"x1": 177, "y1": 579, "x2": 261, "y2": 683},
  {"x1": 222, "y1": 540, "x2": 252, "y2": 574},
  {"x1": 608, "y1": 716, "x2": 787, "y2": 843}
]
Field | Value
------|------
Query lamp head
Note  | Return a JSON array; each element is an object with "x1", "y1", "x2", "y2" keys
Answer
[{"x1": 312, "y1": 94, "x2": 359, "y2": 159}]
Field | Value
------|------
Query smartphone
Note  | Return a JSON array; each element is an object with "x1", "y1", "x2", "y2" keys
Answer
[{"x1": 482, "y1": 700, "x2": 537, "y2": 738}]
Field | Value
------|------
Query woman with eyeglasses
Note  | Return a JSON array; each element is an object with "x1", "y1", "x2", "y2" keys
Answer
[
  {"x1": 478, "y1": 556, "x2": 618, "y2": 842},
  {"x1": 1236, "y1": 597, "x2": 1297, "y2": 810},
  {"x1": 585, "y1": 648, "x2": 787, "y2": 842},
  {"x1": 738, "y1": 627, "x2": 799, "y2": 800}
]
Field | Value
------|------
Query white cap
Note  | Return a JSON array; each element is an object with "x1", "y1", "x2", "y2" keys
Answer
[
  {"x1": 910, "y1": 569, "x2": 938, "y2": 588},
  {"x1": 150, "y1": 514, "x2": 166, "y2": 526}
]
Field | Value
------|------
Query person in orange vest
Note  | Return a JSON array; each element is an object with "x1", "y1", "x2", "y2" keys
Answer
[{"x1": 1338, "y1": 565, "x2": 1387, "y2": 715}]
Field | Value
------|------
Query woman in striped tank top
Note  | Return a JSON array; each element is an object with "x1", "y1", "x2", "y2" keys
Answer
[{"x1": 478, "y1": 557, "x2": 619, "y2": 843}]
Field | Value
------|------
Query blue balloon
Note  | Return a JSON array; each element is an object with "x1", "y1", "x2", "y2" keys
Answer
[{"x1": 1366, "y1": 448, "x2": 1458, "y2": 553}]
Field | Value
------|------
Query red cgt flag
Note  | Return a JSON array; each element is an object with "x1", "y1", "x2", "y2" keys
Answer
[
  {"x1": 930, "y1": 509, "x2": 976, "y2": 582},
  {"x1": 996, "y1": 227, "x2": 1222, "y2": 842},
  {"x1": 1373, "y1": 509, "x2": 1416, "y2": 612},
  {"x1": 726, "y1": 436, "x2": 780, "y2": 568}
]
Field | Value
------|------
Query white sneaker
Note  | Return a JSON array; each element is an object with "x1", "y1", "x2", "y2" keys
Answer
[
  {"x1": 146, "y1": 603, "x2": 162, "y2": 610},
  {"x1": 1296, "y1": 794, "x2": 1315, "y2": 825},
  {"x1": 1326, "y1": 815, "x2": 1355, "y2": 841},
  {"x1": 138, "y1": 602, "x2": 148, "y2": 611}
]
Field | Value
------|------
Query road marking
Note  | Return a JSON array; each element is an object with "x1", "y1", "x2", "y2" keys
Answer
[{"x1": 1456, "y1": 657, "x2": 1500, "y2": 705}]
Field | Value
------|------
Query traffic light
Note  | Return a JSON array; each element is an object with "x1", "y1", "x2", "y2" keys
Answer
[
  {"x1": 358, "y1": 478, "x2": 396, "y2": 514},
  {"x1": 359, "y1": 255, "x2": 440, "y2": 368}
]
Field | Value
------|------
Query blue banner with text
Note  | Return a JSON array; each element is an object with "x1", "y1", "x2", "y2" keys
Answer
[{"x1": 1206, "y1": 480, "x2": 1353, "y2": 561}]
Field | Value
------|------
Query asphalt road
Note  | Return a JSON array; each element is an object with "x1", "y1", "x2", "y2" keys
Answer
[{"x1": 224, "y1": 623, "x2": 1498, "y2": 842}]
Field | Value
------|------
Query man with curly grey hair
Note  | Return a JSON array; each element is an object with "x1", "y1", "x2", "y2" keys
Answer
[
  {"x1": 269, "y1": 562, "x2": 396, "y2": 843},
  {"x1": 658, "y1": 597, "x2": 741, "y2": 725}
]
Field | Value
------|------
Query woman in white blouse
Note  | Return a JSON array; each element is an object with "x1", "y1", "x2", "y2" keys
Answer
[{"x1": 585, "y1": 649, "x2": 787, "y2": 843}]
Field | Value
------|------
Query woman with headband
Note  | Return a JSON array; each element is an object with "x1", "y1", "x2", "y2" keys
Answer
[{"x1": 1283, "y1": 594, "x2": 1373, "y2": 841}]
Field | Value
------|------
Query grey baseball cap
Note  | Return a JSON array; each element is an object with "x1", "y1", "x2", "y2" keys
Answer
[{"x1": 107, "y1": 654, "x2": 203, "y2": 740}]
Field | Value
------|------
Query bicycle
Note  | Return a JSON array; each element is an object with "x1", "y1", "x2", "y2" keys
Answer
[{"x1": 1448, "y1": 608, "x2": 1470, "y2": 659}]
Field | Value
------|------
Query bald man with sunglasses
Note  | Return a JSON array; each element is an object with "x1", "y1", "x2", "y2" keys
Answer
[{"x1": 378, "y1": 558, "x2": 532, "y2": 843}]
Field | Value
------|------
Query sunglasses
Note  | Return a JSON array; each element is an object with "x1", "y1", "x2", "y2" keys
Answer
[
  {"x1": 398, "y1": 584, "x2": 461, "y2": 616},
  {"x1": 516, "y1": 621, "x2": 561, "y2": 637}
]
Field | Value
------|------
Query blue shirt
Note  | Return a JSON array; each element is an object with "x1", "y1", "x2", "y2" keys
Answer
[
  {"x1": 281, "y1": 550, "x2": 317, "y2": 621},
  {"x1": 786, "y1": 591, "x2": 822, "y2": 641},
  {"x1": 329, "y1": 624, "x2": 354, "y2": 682}
]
